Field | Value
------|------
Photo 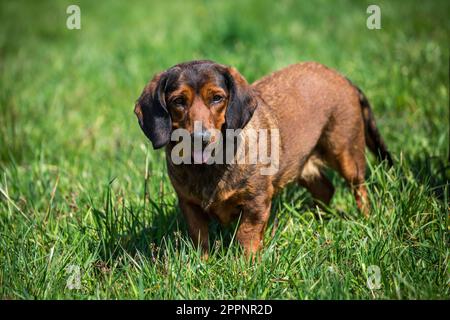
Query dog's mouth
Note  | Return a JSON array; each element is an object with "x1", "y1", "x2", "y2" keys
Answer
[
  {"x1": 192, "y1": 148, "x2": 210, "y2": 164},
  {"x1": 191, "y1": 136, "x2": 220, "y2": 164}
]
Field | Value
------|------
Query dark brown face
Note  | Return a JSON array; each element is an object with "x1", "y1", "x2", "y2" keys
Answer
[
  {"x1": 165, "y1": 64, "x2": 229, "y2": 136},
  {"x1": 134, "y1": 60, "x2": 258, "y2": 150}
]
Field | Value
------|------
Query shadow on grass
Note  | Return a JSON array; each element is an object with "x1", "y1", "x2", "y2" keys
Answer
[
  {"x1": 88, "y1": 182, "x2": 249, "y2": 263},
  {"x1": 364, "y1": 152, "x2": 449, "y2": 201},
  {"x1": 86, "y1": 179, "x2": 181, "y2": 263},
  {"x1": 88, "y1": 186, "x2": 292, "y2": 264},
  {"x1": 103, "y1": 174, "x2": 351, "y2": 263},
  {"x1": 405, "y1": 154, "x2": 449, "y2": 200},
  {"x1": 88, "y1": 152, "x2": 449, "y2": 264}
]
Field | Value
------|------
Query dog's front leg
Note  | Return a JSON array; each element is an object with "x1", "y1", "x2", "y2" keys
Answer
[
  {"x1": 178, "y1": 198, "x2": 210, "y2": 259},
  {"x1": 237, "y1": 200, "x2": 271, "y2": 258}
]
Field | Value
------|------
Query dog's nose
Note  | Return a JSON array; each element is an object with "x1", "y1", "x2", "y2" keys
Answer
[{"x1": 192, "y1": 130, "x2": 212, "y2": 146}]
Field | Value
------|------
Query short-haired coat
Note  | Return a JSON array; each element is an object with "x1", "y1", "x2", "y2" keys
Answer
[{"x1": 135, "y1": 60, "x2": 392, "y2": 257}]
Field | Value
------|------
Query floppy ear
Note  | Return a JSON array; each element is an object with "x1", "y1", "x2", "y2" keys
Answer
[
  {"x1": 134, "y1": 71, "x2": 172, "y2": 149},
  {"x1": 222, "y1": 66, "x2": 258, "y2": 130}
]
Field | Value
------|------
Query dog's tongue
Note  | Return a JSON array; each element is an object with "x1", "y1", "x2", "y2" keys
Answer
[
  {"x1": 193, "y1": 149, "x2": 211, "y2": 164},
  {"x1": 193, "y1": 150, "x2": 203, "y2": 164}
]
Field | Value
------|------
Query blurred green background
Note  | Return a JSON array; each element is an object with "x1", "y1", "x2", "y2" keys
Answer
[{"x1": 0, "y1": 0, "x2": 448, "y2": 299}]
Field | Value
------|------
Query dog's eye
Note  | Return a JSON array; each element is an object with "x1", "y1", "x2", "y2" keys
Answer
[
  {"x1": 211, "y1": 95, "x2": 223, "y2": 104},
  {"x1": 172, "y1": 97, "x2": 185, "y2": 106}
]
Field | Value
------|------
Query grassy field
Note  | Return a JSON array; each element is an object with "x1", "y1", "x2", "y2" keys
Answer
[{"x1": 0, "y1": 0, "x2": 448, "y2": 299}]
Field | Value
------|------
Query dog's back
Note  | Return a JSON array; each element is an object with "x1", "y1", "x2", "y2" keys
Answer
[
  {"x1": 135, "y1": 60, "x2": 392, "y2": 256},
  {"x1": 253, "y1": 62, "x2": 364, "y2": 189}
]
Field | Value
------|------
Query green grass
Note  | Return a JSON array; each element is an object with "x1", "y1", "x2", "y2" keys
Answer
[{"x1": 0, "y1": 0, "x2": 449, "y2": 299}]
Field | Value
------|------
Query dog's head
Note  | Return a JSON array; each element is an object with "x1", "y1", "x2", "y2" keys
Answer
[{"x1": 134, "y1": 60, "x2": 258, "y2": 153}]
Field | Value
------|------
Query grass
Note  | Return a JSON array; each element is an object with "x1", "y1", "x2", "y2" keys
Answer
[{"x1": 0, "y1": 0, "x2": 448, "y2": 299}]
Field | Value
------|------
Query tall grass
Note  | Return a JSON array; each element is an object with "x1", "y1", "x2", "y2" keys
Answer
[{"x1": 0, "y1": 0, "x2": 448, "y2": 299}]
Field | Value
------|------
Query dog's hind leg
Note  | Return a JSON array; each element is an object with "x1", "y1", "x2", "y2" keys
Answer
[
  {"x1": 334, "y1": 147, "x2": 369, "y2": 216},
  {"x1": 298, "y1": 171, "x2": 335, "y2": 208},
  {"x1": 298, "y1": 156, "x2": 335, "y2": 208}
]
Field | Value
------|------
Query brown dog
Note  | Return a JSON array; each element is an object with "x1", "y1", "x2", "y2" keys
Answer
[{"x1": 134, "y1": 60, "x2": 392, "y2": 257}]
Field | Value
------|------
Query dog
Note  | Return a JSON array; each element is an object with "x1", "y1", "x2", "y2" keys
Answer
[{"x1": 134, "y1": 60, "x2": 392, "y2": 257}]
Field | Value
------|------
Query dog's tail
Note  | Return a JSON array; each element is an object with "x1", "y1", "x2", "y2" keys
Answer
[{"x1": 354, "y1": 84, "x2": 393, "y2": 167}]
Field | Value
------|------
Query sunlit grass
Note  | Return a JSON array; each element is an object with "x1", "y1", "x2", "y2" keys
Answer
[{"x1": 0, "y1": 0, "x2": 448, "y2": 299}]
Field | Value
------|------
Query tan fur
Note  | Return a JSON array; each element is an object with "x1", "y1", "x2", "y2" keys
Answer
[{"x1": 135, "y1": 60, "x2": 392, "y2": 258}]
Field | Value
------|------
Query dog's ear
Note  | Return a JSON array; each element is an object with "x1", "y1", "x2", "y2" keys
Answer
[
  {"x1": 134, "y1": 71, "x2": 174, "y2": 149},
  {"x1": 221, "y1": 66, "x2": 258, "y2": 130}
]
